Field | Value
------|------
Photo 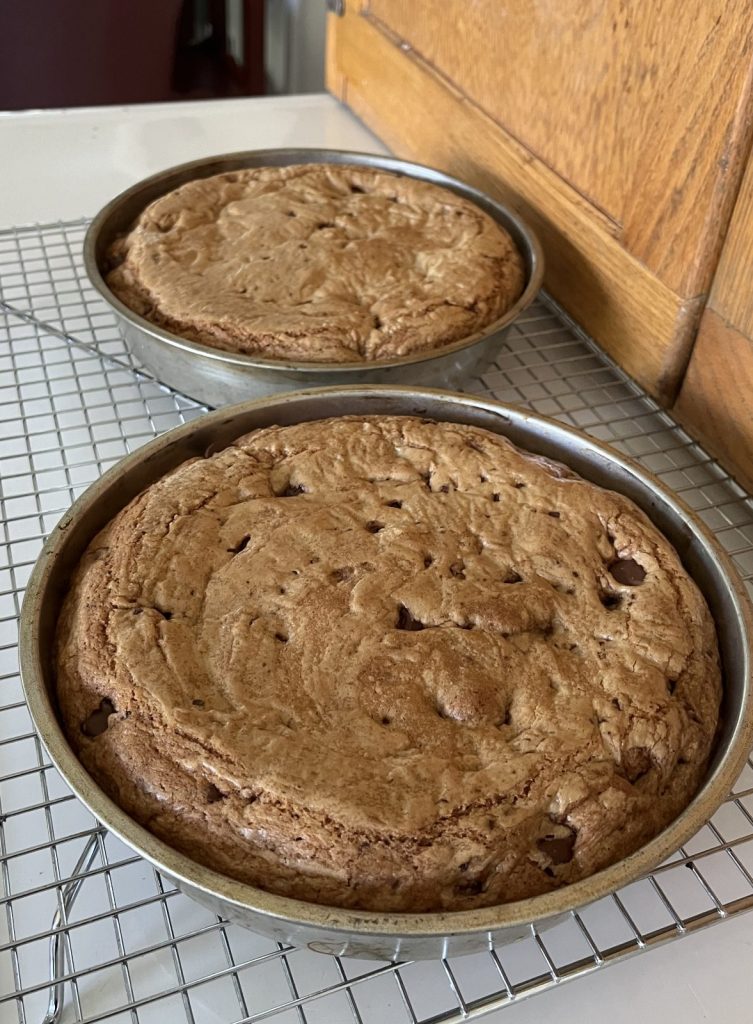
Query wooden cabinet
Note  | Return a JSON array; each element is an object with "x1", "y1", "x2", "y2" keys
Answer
[
  {"x1": 675, "y1": 155, "x2": 753, "y2": 492},
  {"x1": 326, "y1": 1, "x2": 753, "y2": 406}
]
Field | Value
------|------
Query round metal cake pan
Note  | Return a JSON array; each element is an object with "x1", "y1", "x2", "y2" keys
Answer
[
  {"x1": 83, "y1": 149, "x2": 544, "y2": 408},
  {"x1": 20, "y1": 387, "x2": 753, "y2": 961}
]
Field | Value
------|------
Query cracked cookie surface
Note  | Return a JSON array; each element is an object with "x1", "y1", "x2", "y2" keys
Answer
[
  {"x1": 105, "y1": 164, "x2": 525, "y2": 362},
  {"x1": 55, "y1": 416, "x2": 721, "y2": 911}
]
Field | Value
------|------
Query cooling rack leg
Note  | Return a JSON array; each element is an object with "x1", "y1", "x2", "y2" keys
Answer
[{"x1": 41, "y1": 832, "x2": 102, "y2": 1024}]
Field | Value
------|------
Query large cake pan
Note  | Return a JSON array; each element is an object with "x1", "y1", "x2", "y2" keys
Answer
[
  {"x1": 20, "y1": 387, "x2": 753, "y2": 961},
  {"x1": 83, "y1": 149, "x2": 544, "y2": 407}
]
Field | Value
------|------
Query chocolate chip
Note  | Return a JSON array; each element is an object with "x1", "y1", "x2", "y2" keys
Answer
[
  {"x1": 600, "y1": 591, "x2": 622, "y2": 610},
  {"x1": 274, "y1": 632, "x2": 288, "y2": 643},
  {"x1": 206, "y1": 784, "x2": 224, "y2": 803},
  {"x1": 492, "y1": 493, "x2": 501, "y2": 502},
  {"x1": 380, "y1": 715, "x2": 392, "y2": 726},
  {"x1": 449, "y1": 561, "x2": 465, "y2": 579},
  {"x1": 547, "y1": 510, "x2": 561, "y2": 518},
  {"x1": 622, "y1": 747, "x2": 653, "y2": 783},
  {"x1": 537, "y1": 827, "x2": 576, "y2": 864},
  {"x1": 228, "y1": 534, "x2": 250, "y2": 554},
  {"x1": 423, "y1": 554, "x2": 434, "y2": 568},
  {"x1": 192, "y1": 699, "x2": 205, "y2": 707},
  {"x1": 81, "y1": 698, "x2": 116, "y2": 737},
  {"x1": 513, "y1": 481, "x2": 526, "y2": 489},
  {"x1": 610, "y1": 558, "x2": 646, "y2": 586},
  {"x1": 279, "y1": 483, "x2": 306, "y2": 497},
  {"x1": 396, "y1": 604, "x2": 425, "y2": 631},
  {"x1": 366, "y1": 521, "x2": 384, "y2": 533},
  {"x1": 385, "y1": 500, "x2": 402, "y2": 508},
  {"x1": 455, "y1": 877, "x2": 486, "y2": 896}
]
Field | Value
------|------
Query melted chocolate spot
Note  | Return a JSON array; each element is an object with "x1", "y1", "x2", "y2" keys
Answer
[
  {"x1": 380, "y1": 715, "x2": 392, "y2": 726},
  {"x1": 600, "y1": 591, "x2": 622, "y2": 610},
  {"x1": 622, "y1": 747, "x2": 653, "y2": 783},
  {"x1": 396, "y1": 604, "x2": 425, "y2": 631},
  {"x1": 279, "y1": 483, "x2": 306, "y2": 497},
  {"x1": 228, "y1": 534, "x2": 250, "y2": 554},
  {"x1": 81, "y1": 698, "x2": 116, "y2": 737},
  {"x1": 455, "y1": 877, "x2": 486, "y2": 896},
  {"x1": 610, "y1": 558, "x2": 646, "y2": 586},
  {"x1": 537, "y1": 827, "x2": 576, "y2": 864}
]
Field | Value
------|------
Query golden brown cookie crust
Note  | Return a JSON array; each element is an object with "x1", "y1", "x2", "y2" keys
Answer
[
  {"x1": 105, "y1": 164, "x2": 525, "y2": 362},
  {"x1": 55, "y1": 416, "x2": 721, "y2": 911}
]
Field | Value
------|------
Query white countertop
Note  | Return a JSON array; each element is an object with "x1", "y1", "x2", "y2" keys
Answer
[{"x1": 1, "y1": 92, "x2": 750, "y2": 1024}]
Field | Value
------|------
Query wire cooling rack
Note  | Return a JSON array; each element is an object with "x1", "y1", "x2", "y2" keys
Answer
[{"x1": 2, "y1": 218, "x2": 753, "y2": 1024}]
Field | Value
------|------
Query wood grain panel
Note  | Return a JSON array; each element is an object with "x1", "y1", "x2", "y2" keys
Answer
[
  {"x1": 674, "y1": 309, "x2": 753, "y2": 493},
  {"x1": 707, "y1": 148, "x2": 753, "y2": 336},
  {"x1": 366, "y1": 0, "x2": 753, "y2": 296},
  {"x1": 327, "y1": 6, "x2": 700, "y2": 402}
]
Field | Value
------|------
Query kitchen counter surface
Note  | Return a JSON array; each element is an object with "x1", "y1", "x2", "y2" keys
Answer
[{"x1": 1, "y1": 93, "x2": 751, "y2": 1024}]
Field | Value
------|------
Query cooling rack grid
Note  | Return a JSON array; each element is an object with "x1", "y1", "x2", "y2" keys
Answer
[{"x1": 2, "y1": 218, "x2": 753, "y2": 1024}]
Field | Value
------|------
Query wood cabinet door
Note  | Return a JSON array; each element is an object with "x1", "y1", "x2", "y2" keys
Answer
[
  {"x1": 327, "y1": 1, "x2": 753, "y2": 402},
  {"x1": 675, "y1": 151, "x2": 753, "y2": 493}
]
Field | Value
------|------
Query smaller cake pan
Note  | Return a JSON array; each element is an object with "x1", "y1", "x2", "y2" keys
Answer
[
  {"x1": 20, "y1": 387, "x2": 753, "y2": 961},
  {"x1": 83, "y1": 149, "x2": 544, "y2": 407}
]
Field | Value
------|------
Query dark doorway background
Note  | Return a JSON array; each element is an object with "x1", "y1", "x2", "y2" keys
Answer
[{"x1": 0, "y1": 0, "x2": 265, "y2": 110}]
